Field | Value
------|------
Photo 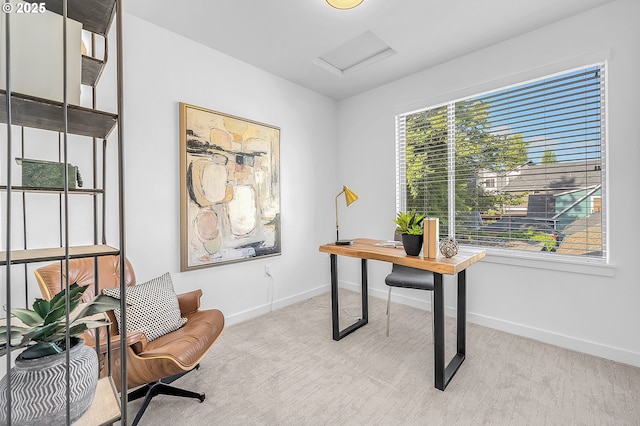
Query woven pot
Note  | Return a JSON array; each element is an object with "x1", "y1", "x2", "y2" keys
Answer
[{"x1": 0, "y1": 338, "x2": 98, "y2": 425}]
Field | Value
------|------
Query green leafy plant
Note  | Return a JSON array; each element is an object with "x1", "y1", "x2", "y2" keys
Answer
[
  {"x1": 0, "y1": 283, "x2": 121, "y2": 360},
  {"x1": 531, "y1": 232, "x2": 557, "y2": 252},
  {"x1": 393, "y1": 210, "x2": 426, "y2": 235}
]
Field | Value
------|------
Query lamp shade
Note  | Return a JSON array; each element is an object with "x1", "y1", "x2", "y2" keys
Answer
[
  {"x1": 326, "y1": 0, "x2": 364, "y2": 10},
  {"x1": 342, "y1": 186, "x2": 359, "y2": 206}
]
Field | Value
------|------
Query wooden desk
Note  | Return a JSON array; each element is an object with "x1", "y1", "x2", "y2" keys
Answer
[{"x1": 319, "y1": 238, "x2": 486, "y2": 391}]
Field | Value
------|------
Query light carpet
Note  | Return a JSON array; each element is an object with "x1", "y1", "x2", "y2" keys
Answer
[{"x1": 129, "y1": 290, "x2": 640, "y2": 425}]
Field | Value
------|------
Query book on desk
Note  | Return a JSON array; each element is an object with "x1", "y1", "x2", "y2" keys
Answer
[{"x1": 374, "y1": 240, "x2": 403, "y2": 248}]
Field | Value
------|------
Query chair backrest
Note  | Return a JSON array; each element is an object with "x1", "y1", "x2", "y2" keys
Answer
[
  {"x1": 34, "y1": 255, "x2": 136, "y2": 302},
  {"x1": 34, "y1": 256, "x2": 136, "y2": 344}
]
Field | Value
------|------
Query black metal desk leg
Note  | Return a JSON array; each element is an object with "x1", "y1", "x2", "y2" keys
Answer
[
  {"x1": 330, "y1": 254, "x2": 340, "y2": 340},
  {"x1": 457, "y1": 269, "x2": 466, "y2": 356},
  {"x1": 433, "y1": 270, "x2": 467, "y2": 391},
  {"x1": 433, "y1": 273, "x2": 445, "y2": 390},
  {"x1": 361, "y1": 259, "x2": 368, "y2": 322},
  {"x1": 329, "y1": 255, "x2": 369, "y2": 341}
]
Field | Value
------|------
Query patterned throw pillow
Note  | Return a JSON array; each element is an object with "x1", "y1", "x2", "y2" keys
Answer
[{"x1": 103, "y1": 272, "x2": 187, "y2": 342}]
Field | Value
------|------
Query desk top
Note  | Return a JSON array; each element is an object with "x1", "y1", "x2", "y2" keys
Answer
[{"x1": 319, "y1": 238, "x2": 486, "y2": 275}]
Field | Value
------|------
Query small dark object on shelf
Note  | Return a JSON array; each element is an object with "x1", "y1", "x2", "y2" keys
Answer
[{"x1": 16, "y1": 157, "x2": 83, "y2": 189}]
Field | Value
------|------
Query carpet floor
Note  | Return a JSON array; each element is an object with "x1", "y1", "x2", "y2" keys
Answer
[{"x1": 128, "y1": 290, "x2": 640, "y2": 425}]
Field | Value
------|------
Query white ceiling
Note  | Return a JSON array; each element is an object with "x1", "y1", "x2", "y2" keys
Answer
[{"x1": 124, "y1": 0, "x2": 614, "y2": 100}]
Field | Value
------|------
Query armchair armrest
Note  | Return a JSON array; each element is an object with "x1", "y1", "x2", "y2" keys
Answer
[
  {"x1": 98, "y1": 330, "x2": 148, "y2": 354},
  {"x1": 178, "y1": 289, "x2": 203, "y2": 316}
]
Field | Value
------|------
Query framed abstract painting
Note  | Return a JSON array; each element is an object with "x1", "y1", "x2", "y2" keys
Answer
[{"x1": 179, "y1": 103, "x2": 281, "y2": 271}]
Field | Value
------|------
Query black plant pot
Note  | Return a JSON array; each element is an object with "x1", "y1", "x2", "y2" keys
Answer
[{"x1": 401, "y1": 233, "x2": 423, "y2": 256}]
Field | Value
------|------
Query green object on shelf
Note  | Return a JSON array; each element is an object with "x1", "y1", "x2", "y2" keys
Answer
[{"x1": 16, "y1": 158, "x2": 82, "y2": 189}]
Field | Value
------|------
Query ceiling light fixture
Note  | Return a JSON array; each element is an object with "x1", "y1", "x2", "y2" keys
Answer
[{"x1": 326, "y1": 0, "x2": 364, "y2": 10}]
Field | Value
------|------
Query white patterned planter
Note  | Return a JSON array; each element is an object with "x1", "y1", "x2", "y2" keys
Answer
[{"x1": 0, "y1": 338, "x2": 98, "y2": 425}]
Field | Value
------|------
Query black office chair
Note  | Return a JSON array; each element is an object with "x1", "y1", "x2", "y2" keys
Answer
[{"x1": 385, "y1": 264, "x2": 435, "y2": 337}]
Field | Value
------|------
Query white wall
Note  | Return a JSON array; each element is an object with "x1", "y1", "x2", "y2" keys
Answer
[
  {"x1": 4, "y1": 1, "x2": 637, "y2": 369},
  {"x1": 336, "y1": 0, "x2": 640, "y2": 366},
  {"x1": 119, "y1": 15, "x2": 338, "y2": 324}
]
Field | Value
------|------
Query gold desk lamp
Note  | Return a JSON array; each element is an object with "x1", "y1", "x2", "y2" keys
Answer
[{"x1": 335, "y1": 185, "x2": 359, "y2": 245}]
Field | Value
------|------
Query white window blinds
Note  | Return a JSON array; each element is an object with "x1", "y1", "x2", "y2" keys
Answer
[{"x1": 396, "y1": 64, "x2": 606, "y2": 259}]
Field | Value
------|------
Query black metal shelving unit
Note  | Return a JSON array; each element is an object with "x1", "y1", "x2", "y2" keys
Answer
[{"x1": 2, "y1": 0, "x2": 127, "y2": 424}]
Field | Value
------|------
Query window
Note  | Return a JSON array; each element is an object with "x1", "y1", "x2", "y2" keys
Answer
[
  {"x1": 396, "y1": 64, "x2": 606, "y2": 259},
  {"x1": 482, "y1": 178, "x2": 496, "y2": 190}
]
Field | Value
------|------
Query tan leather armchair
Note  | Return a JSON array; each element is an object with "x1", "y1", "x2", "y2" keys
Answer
[{"x1": 34, "y1": 256, "x2": 224, "y2": 426}]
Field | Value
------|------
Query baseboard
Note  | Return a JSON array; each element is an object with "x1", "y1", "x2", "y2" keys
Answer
[
  {"x1": 340, "y1": 279, "x2": 640, "y2": 368},
  {"x1": 468, "y1": 312, "x2": 640, "y2": 368},
  {"x1": 226, "y1": 280, "x2": 640, "y2": 368},
  {"x1": 340, "y1": 279, "x2": 443, "y2": 312},
  {"x1": 225, "y1": 284, "x2": 330, "y2": 326}
]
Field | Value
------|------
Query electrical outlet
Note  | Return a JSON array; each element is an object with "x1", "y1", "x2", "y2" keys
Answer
[{"x1": 264, "y1": 264, "x2": 271, "y2": 277}]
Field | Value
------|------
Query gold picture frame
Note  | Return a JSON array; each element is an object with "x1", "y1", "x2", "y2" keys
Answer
[{"x1": 179, "y1": 103, "x2": 281, "y2": 271}]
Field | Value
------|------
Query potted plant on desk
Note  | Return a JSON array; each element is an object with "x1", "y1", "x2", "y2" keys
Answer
[
  {"x1": 393, "y1": 210, "x2": 426, "y2": 256},
  {"x1": 0, "y1": 283, "x2": 120, "y2": 425}
]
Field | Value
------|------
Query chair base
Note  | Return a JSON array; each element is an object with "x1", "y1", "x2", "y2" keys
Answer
[
  {"x1": 385, "y1": 264, "x2": 436, "y2": 338},
  {"x1": 386, "y1": 286, "x2": 434, "y2": 338},
  {"x1": 128, "y1": 365, "x2": 205, "y2": 426}
]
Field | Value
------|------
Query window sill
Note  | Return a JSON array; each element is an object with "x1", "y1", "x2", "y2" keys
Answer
[{"x1": 477, "y1": 247, "x2": 616, "y2": 277}]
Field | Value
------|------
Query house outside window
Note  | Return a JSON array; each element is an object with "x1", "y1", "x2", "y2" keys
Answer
[
  {"x1": 482, "y1": 177, "x2": 496, "y2": 191},
  {"x1": 395, "y1": 64, "x2": 606, "y2": 260}
]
